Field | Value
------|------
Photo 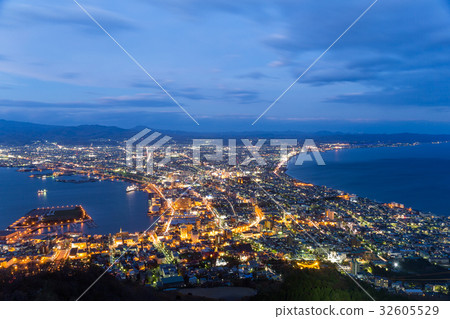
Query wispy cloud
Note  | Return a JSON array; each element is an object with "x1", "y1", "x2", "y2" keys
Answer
[
  {"x1": 0, "y1": 93, "x2": 175, "y2": 109},
  {"x1": 237, "y1": 71, "x2": 273, "y2": 80},
  {"x1": 130, "y1": 81, "x2": 209, "y2": 100},
  {"x1": 5, "y1": 2, "x2": 136, "y2": 32},
  {"x1": 222, "y1": 88, "x2": 263, "y2": 104}
]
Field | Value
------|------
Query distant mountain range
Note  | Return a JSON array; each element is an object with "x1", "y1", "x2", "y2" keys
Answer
[
  {"x1": 0, "y1": 119, "x2": 133, "y2": 145},
  {"x1": 0, "y1": 119, "x2": 449, "y2": 145}
]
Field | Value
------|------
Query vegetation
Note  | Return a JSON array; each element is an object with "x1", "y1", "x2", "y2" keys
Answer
[
  {"x1": 252, "y1": 261, "x2": 409, "y2": 301},
  {"x1": 371, "y1": 258, "x2": 450, "y2": 282},
  {"x1": 0, "y1": 265, "x2": 161, "y2": 301}
]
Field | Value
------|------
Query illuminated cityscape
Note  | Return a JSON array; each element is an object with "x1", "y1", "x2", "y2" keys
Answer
[{"x1": 0, "y1": 140, "x2": 448, "y2": 300}]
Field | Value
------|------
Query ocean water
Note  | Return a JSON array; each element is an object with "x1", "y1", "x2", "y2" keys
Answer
[
  {"x1": 287, "y1": 142, "x2": 450, "y2": 216},
  {"x1": 0, "y1": 168, "x2": 154, "y2": 234}
]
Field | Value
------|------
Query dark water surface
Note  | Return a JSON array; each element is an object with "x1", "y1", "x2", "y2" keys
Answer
[
  {"x1": 287, "y1": 143, "x2": 450, "y2": 216},
  {"x1": 0, "y1": 168, "x2": 153, "y2": 234}
]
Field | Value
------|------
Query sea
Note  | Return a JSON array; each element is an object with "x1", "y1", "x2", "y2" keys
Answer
[
  {"x1": 287, "y1": 142, "x2": 450, "y2": 217},
  {"x1": 0, "y1": 168, "x2": 154, "y2": 235}
]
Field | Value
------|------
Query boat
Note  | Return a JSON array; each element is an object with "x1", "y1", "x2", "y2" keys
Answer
[
  {"x1": 126, "y1": 185, "x2": 139, "y2": 192},
  {"x1": 37, "y1": 189, "x2": 47, "y2": 195}
]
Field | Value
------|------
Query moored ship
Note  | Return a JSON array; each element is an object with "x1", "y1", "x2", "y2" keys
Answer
[{"x1": 126, "y1": 185, "x2": 138, "y2": 192}]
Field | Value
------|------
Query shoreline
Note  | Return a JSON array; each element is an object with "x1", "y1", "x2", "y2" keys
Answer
[
  {"x1": 282, "y1": 142, "x2": 450, "y2": 218},
  {"x1": 0, "y1": 167, "x2": 151, "y2": 235}
]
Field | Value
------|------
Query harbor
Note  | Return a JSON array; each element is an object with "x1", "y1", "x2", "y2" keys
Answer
[
  {"x1": 0, "y1": 167, "x2": 152, "y2": 235},
  {"x1": 1, "y1": 205, "x2": 95, "y2": 243}
]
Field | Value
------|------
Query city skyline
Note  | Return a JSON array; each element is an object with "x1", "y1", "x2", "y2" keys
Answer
[{"x1": 1, "y1": 138, "x2": 449, "y2": 301}]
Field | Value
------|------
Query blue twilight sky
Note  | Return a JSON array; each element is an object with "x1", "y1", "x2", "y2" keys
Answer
[{"x1": 0, "y1": 0, "x2": 449, "y2": 133}]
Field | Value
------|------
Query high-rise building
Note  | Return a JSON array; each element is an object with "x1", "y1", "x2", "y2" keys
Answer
[
  {"x1": 224, "y1": 229, "x2": 232, "y2": 240},
  {"x1": 191, "y1": 231, "x2": 199, "y2": 243},
  {"x1": 180, "y1": 224, "x2": 193, "y2": 240},
  {"x1": 351, "y1": 258, "x2": 360, "y2": 275},
  {"x1": 326, "y1": 210, "x2": 335, "y2": 220}
]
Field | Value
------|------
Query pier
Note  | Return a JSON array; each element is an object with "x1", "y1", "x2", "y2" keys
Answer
[{"x1": 4, "y1": 205, "x2": 94, "y2": 243}]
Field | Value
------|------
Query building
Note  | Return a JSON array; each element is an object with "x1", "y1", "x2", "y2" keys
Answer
[
  {"x1": 375, "y1": 277, "x2": 389, "y2": 288},
  {"x1": 0, "y1": 230, "x2": 20, "y2": 243},
  {"x1": 180, "y1": 224, "x2": 193, "y2": 240},
  {"x1": 191, "y1": 231, "x2": 199, "y2": 243},
  {"x1": 160, "y1": 276, "x2": 185, "y2": 289},
  {"x1": 149, "y1": 196, "x2": 164, "y2": 214},
  {"x1": 351, "y1": 258, "x2": 359, "y2": 275},
  {"x1": 173, "y1": 197, "x2": 192, "y2": 211},
  {"x1": 237, "y1": 176, "x2": 251, "y2": 184},
  {"x1": 159, "y1": 264, "x2": 178, "y2": 278},
  {"x1": 326, "y1": 210, "x2": 335, "y2": 220},
  {"x1": 158, "y1": 264, "x2": 185, "y2": 288}
]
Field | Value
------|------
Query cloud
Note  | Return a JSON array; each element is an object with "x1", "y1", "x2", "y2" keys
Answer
[
  {"x1": 175, "y1": 88, "x2": 210, "y2": 100},
  {"x1": 0, "y1": 93, "x2": 175, "y2": 109},
  {"x1": 149, "y1": 0, "x2": 275, "y2": 21},
  {"x1": 150, "y1": 0, "x2": 450, "y2": 111},
  {"x1": 130, "y1": 81, "x2": 154, "y2": 89},
  {"x1": 130, "y1": 82, "x2": 209, "y2": 100},
  {"x1": 329, "y1": 79, "x2": 450, "y2": 107},
  {"x1": 60, "y1": 72, "x2": 80, "y2": 80},
  {"x1": 237, "y1": 71, "x2": 272, "y2": 80},
  {"x1": 257, "y1": 0, "x2": 450, "y2": 108},
  {"x1": 222, "y1": 88, "x2": 262, "y2": 104},
  {"x1": 4, "y1": 2, "x2": 136, "y2": 32}
]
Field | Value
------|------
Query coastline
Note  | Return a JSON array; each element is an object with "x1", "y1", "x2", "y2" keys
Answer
[
  {"x1": 0, "y1": 167, "x2": 152, "y2": 235},
  {"x1": 282, "y1": 142, "x2": 450, "y2": 218}
]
